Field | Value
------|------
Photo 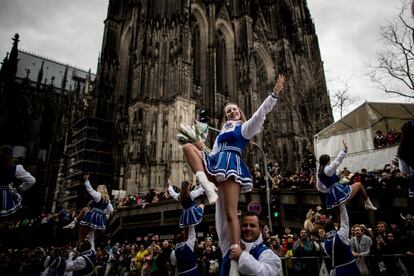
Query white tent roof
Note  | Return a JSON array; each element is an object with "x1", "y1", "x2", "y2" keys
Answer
[{"x1": 315, "y1": 102, "x2": 414, "y2": 139}]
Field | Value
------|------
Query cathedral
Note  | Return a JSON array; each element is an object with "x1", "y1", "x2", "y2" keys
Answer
[
  {"x1": 0, "y1": 0, "x2": 333, "y2": 209},
  {"x1": 92, "y1": 0, "x2": 333, "y2": 198}
]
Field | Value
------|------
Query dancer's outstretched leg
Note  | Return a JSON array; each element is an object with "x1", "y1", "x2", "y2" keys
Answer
[
  {"x1": 349, "y1": 182, "x2": 376, "y2": 210},
  {"x1": 182, "y1": 143, "x2": 218, "y2": 204}
]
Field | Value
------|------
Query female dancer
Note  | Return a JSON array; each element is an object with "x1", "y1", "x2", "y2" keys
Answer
[
  {"x1": 397, "y1": 121, "x2": 414, "y2": 197},
  {"x1": 0, "y1": 145, "x2": 35, "y2": 218},
  {"x1": 317, "y1": 140, "x2": 377, "y2": 213},
  {"x1": 182, "y1": 74, "x2": 285, "y2": 274},
  {"x1": 65, "y1": 174, "x2": 113, "y2": 251},
  {"x1": 168, "y1": 180, "x2": 204, "y2": 232}
]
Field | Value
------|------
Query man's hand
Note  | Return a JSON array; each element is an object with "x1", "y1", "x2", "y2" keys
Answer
[{"x1": 230, "y1": 244, "x2": 243, "y2": 261}]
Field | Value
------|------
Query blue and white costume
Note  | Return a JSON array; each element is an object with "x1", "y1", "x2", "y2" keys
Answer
[
  {"x1": 323, "y1": 204, "x2": 360, "y2": 276},
  {"x1": 220, "y1": 234, "x2": 282, "y2": 276},
  {"x1": 65, "y1": 249, "x2": 96, "y2": 276},
  {"x1": 170, "y1": 225, "x2": 198, "y2": 276},
  {"x1": 317, "y1": 150, "x2": 351, "y2": 209},
  {"x1": 168, "y1": 185, "x2": 204, "y2": 227},
  {"x1": 203, "y1": 94, "x2": 279, "y2": 193},
  {"x1": 79, "y1": 180, "x2": 113, "y2": 230},
  {"x1": 0, "y1": 164, "x2": 35, "y2": 217}
]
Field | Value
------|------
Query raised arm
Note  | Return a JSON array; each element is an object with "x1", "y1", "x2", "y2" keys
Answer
[
  {"x1": 83, "y1": 174, "x2": 102, "y2": 202},
  {"x1": 337, "y1": 204, "x2": 350, "y2": 245},
  {"x1": 189, "y1": 185, "x2": 205, "y2": 200},
  {"x1": 324, "y1": 150, "x2": 347, "y2": 177},
  {"x1": 242, "y1": 74, "x2": 285, "y2": 140},
  {"x1": 186, "y1": 225, "x2": 196, "y2": 251},
  {"x1": 168, "y1": 185, "x2": 180, "y2": 201},
  {"x1": 15, "y1": 165, "x2": 36, "y2": 191}
]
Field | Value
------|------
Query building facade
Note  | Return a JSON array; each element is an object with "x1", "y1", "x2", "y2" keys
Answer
[
  {"x1": 0, "y1": 34, "x2": 95, "y2": 211},
  {"x1": 90, "y1": 0, "x2": 333, "y2": 196}
]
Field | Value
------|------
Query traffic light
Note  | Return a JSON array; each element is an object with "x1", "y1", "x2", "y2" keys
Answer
[
  {"x1": 199, "y1": 109, "x2": 209, "y2": 123},
  {"x1": 271, "y1": 196, "x2": 280, "y2": 219}
]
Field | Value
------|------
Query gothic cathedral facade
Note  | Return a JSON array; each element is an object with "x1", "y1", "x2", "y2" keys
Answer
[{"x1": 88, "y1": 0, "x2": 332, "y2": 196}]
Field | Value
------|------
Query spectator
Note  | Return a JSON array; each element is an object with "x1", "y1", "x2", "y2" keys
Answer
[
  {"x1": 293, "y1": 229, "x2": 315, "y2": 276},
  {"x1": 374, "y1": 130, "x2": 387, "y2": 149},
  {"x1": 350, "y1": 225, "x2": 372, "y2": 276}
]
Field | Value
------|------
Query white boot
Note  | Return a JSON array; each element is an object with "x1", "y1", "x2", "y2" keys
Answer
[
  {"x1": 229, "y1": 244, "x2": 240, "y2": 276},
  {"x1": 63, "y1": 220, "x2": 77, "y2": 229},
  {"x1": 364, "y1": 198, "x2": 377, "y2": 211},
  {"x1": 195, "y1": 171, "x2": 218, "y2": 205}
]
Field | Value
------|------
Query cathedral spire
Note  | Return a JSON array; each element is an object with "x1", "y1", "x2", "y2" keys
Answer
[
  {"x1": 37, "y1": 61, "x2": 44, "y2": 88},
  {"x1": 7, "y1": 34, "x2": 20, "y2": 79}
]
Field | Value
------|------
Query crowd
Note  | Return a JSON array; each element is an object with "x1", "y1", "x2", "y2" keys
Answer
[
  {"x1": 1, "y1": 203, "x2": 414, "y2": 275},
  {"x1": 252, "y1": 160, "x2": 410, "y2": 194},
  {"x1": 373, "y1": 129, "x2": 401, "y2": 149}
]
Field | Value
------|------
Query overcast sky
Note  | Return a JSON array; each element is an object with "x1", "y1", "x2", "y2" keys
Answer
[{"x1": 0, "y1": 0, "x2": 411, "y2": 120}]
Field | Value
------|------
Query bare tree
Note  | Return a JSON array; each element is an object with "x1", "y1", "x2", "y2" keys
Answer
[
  {"x1": 330, "y1": 81, "x2": 360, "y2": 118},
  {"x1": 370, "y1": 0, "x2": 414, "y2": 99}
]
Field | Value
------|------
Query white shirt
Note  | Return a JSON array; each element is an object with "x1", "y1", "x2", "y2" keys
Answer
[
  {"x1": 210, "y1": 95, "x2": 278, "y2": 155},
  {"x1": 238, "y1": 234, "x2": 283, "y2": 276},
  {"x1": 84, "y1": 180, "x2": 114, "y2": 214},
  {"x1": 168, "y1": 185, "x2": 205, "y2": 201},
  {"x1": 170, "y1": 225, "x2": 196, "y2": 265},
  {"x1": 316, "y1": 150, "x2": 347, "y2": 193},
  {"x1": 15, "y1": 165, "x2": 36, "y2": 191}
]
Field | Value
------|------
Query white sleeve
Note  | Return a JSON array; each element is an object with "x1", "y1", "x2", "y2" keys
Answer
[
  {"x1": 399, "y1": 158, "x2": 413, "y2": 176},
  {"x1": 106, "y1": 202, "x2": 114, "y2": 214},
  {"x1": 84, "y1": 180, "x2": 101, "y2": 202},
  {"x1": 43, "y1": 256, "x2": 51, "y2": 269},
  {"x1": 186, "y1": 225, "x2": 196, "y2": 251},
  {"x1": 190, "y1": 186, "x2": 205, "y2": 200},
  {"x1": 170, "y1": 250, "x2": 177, "y2": 266},
  {"x1": 238, "y1": 249, "x2": 282, "y2": 276},
  {"x1": 323, "y1": 150, "x2": 347, "y2": 177},
  {"x1": 15, "y1": 165, "x2": 36, "y2": 191},
  {"x1": 65, "y1": 256, "x2": 87, "y2": 271},
  {"x1": 337, "y1": 204, "x2": 350, "y2": 245},
  {"x1": 316, "y1": 178, "x2": 329, "y2": 193},
  {"x1": 241, "y1": 95, "x2": 278, "y2": 140},
  {"x1": 168, "y1": 185, "x2": 180, "y2": 201}
]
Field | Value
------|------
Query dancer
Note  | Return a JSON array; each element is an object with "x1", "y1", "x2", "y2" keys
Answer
[
  {"x1": 397, "y1": 120, "x2": 414, "y2": 197},
  {"x1": 170, "y1": 224, "x2": 198, "y2": 276},
  {"x1": 168, "y1": 180, "x2": 205, "y2": 230},
  {"x1": 323, "y1": 204, "x2": 361, "y2": 276},
  {"x1": 182, "y1": 74, "x2": 285, "y2": 275},
  {"x1": 64, "y1": 174, "x2": 113, "y2": 251},
  {"x1": 0, "y1": 145, "x2": 36, "y2": 217},
  {"x1": 317, "y1": 140, "x2": 377, "y2": 214}
]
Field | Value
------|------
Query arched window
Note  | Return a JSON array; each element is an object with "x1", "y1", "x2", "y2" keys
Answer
[
  {"x1": 216, "y1": 30, "x2": 227, "y2": 95},
  {"x1": 191, "y1": 24, "x2": 201, "y2": 86}
]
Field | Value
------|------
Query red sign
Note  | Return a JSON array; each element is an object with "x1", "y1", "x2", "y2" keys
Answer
[{"x1": 247, "y1": 201, "x2": 262, "y2": 215}]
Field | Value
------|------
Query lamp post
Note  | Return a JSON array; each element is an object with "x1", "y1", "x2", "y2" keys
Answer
[
  {"x1": 207, "y1": 126, "x2": 273, "y2": 233},
  {"x1": 250, "y1": 142, "x2": 273, "y2": 233}
]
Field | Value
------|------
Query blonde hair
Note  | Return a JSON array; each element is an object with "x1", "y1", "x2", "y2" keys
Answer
[{"x1": 97, "y1": 185, "x2": 110, "y2": 203}]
